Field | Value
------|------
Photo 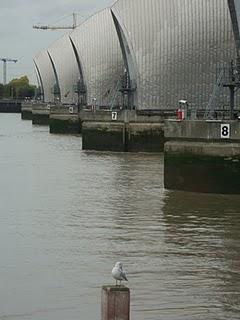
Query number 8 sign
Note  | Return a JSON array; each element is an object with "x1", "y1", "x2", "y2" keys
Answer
[{"x1": 221, "y1": 124, "x2": 230, "y2": 139}]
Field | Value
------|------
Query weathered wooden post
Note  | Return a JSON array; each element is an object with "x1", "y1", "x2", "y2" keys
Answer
[{"x1": 101, "y1": 285, "x2": 130, "y2": 320}]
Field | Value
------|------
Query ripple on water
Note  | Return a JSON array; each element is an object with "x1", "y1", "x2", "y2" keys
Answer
[{"x1": 0, "y1": 115, "x2": 239, "y2": 320}]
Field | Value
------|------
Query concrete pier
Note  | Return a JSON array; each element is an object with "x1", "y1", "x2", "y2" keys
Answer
[
  {"x1": 32, "y1": 103, "x2": 50, "y2": 125},
  {"x1": 21, "y1": 101, "x2": 33, "y2": 120},
  {"x1": 164, "y1": 120, "x2": 240, "y2": 194},
  {"x1": 81, "y1": 110, "x2": 165, "y2": 152},
  {"x1": 49, "y1": 105, "x2": 81, "y2": 134},
  {"x1": 101, "y1": 286, "x2": 130, "y2": 320}
]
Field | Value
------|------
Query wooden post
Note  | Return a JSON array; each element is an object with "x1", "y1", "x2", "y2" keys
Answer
[{"x1": 101, "y1": 285, "x2": 130, "y2": 320}]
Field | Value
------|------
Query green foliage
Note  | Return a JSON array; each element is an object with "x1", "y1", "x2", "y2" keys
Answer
[
  {"x1": 0, "y1": 75, "x2": 36, "y2": 99},
  {"x1": 9, "y1": 75, "x2": 29, "y2": 87}
]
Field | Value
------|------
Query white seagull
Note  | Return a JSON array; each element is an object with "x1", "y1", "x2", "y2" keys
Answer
[{"x1": 111, "y1": 262, "x2": 128, "y2": 285}]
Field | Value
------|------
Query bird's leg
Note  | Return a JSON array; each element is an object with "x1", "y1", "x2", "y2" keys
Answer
[
  {"x1": 120, "y1": 280, "x2": 122, "y2": 286},
  {"x1": 116, "y1": 279, "x2": 117, "y2": 286}
]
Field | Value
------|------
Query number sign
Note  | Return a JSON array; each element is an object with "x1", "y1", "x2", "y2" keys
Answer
[
  {"x1": 221, "y1": 124, "x2": 230, "y2": 139},
  {"x1": 112, "y1": 112, "x2": 118, "y2": 121}
]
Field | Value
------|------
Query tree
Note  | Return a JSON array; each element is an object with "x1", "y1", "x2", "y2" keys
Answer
[
  {"x1": 0, "y1": 76, "x2": 37, "y2": 99},
  {"x1": 8, "y1": 76, "x2": 36, "y2": 99}
]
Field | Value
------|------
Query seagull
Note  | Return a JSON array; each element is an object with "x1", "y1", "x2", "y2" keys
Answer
[{"x1": 111, "y1": 262, "x2": 128, "y2": 286}]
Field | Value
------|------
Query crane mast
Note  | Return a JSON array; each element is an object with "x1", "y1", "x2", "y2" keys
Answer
[
  {"x1": 33, "y1": 13, "x2": 77, "y2": 30},
  {"x1": 0, "y1": 58, "x2": 18, "y2": 85}
]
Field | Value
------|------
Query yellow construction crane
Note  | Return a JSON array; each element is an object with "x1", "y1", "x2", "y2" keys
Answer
[
  {"x1": 0, "y1": 58, "x2": 18, "y2": 85},
  {"x1": 33, "y1": 13, "x2": 77, "y2": 30}
]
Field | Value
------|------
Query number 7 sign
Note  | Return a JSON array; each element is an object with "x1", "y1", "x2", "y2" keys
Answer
[{"x1": 112, "y1": 112, "x2": 118, "y2": 121}]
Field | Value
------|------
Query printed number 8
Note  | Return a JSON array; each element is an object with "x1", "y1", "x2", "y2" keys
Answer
[{"x1": 222, "y1": 126, "x2": 229, "y2": 137}]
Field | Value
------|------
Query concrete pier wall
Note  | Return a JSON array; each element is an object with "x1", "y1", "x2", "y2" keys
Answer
[
  {"x1": 50, "y1": 105, "x2": 81, "y2": 134},
  {"x1": 32, "y1": 103, "x2": 50, "y2": 125},
  {"x1": 82, "y1": 121, "x2": 125, "y2": 151},
  {"x1": 165, "y1": 120, "x2": 240, "y2": 141},
  {"x1": 21, "y1": 102, "x2": 32, "y2": 120},
  {"x1": 164, "y1": 120, "x2": 240, "y2": 194},
  {"x1": 81, "y1": 110, "x2": 165, "y2": 152},
  {"x1": 80, "y1": 109, "x2": 171, "y2": 123},
  {"x1": 127, "y1": 123, "x2": 165, "y2": 152}
]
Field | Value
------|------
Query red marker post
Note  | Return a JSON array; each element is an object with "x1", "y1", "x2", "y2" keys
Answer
[{"x1": 101, "y1": 285, "x2": 130, "y2": 320}]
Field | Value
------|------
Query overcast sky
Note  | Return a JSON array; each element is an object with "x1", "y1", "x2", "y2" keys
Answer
[{"x1": 0, "y1": 0, "x2": 114, "y2": 84}]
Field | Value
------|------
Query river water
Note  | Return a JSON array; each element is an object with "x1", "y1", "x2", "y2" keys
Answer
[{"x1": 0, "y1": 114, "x2": 239, "y2": 320}]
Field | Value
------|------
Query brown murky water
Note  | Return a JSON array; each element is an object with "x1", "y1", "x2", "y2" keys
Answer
[{"x1": 0, "y1": 114, "x2": 239, "y2": 320}]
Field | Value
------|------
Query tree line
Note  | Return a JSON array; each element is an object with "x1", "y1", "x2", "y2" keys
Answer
[{"x1": 0, "y1": 76, "x2": 37, "y2": 100}]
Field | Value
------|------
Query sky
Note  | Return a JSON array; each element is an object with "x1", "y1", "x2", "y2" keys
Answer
[{"x1": 0, "y1": 0, "x2": 115, "y2": 85}]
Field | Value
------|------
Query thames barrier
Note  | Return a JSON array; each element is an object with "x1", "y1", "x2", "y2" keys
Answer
[{"x1": 20, "y1": 0, "x2": 240, "y2": 194}]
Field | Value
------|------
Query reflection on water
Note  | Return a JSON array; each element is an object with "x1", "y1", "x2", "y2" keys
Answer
[
  {"x1": 162, "y1": 192, "x2": 240, "y2": 320},
  {"x1": 0, "y1": 114, "x2": 239, "y2": 320}
]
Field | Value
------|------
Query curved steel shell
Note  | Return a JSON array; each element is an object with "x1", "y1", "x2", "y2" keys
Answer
[
  {"x1": 34, "y1": 50, "x2": 56, "y2": 103},
  {"x1": 47, "y1": 35, "x2": 80, "y2": 105},
  {"x1": 112, "y1": 0, "x2": 236, "y2": 110},
  {"x1": 70, "y1": 8, "x2": 124, "y2": 107},
  {"x1": 228, "y1": 0, "x2": 240, "y2": 53},
  {"x1": 34, "y1": 63, "x2": 44, "y2": 99},
  {"x1": 233, "y1": 0, "x2": 240, "y2": 28}
]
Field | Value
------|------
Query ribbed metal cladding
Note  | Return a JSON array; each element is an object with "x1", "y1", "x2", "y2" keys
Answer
[
  {"x1": 230, "y1": 0, "x2": 240, "y2": 54},
  {"x1": 33, "y1": 62, "x2": 44, "y2": 100},
  {"x1": 34, "y1": 50, "x2": 56, "y2": 103},
  {"x1": 70, "y1": 8, "x2": 124, "y2": 107},
  {"x1": 233, "y1": 0, "x2": 240, "y2": 26},
  {"x1": 112, "y1": 0, "x2": 237, "y2": 110},
  {"x1": 47, "y1": 35, "x2": 79, "y2": 105}
]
